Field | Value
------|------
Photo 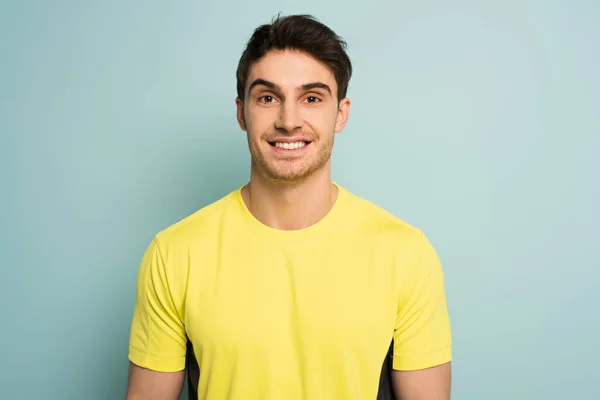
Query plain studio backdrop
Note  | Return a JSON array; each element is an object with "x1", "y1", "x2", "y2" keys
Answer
[{"x1": 1, "y1": 1, "x2": 598, "y2": 399}]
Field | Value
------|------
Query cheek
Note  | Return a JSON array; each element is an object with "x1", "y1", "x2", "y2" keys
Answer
[
  {"x1": 246, "y1": 108, "x2": 276, "y2": 132},
  {"x1": 305, "y1": 107, "x2": 338, "y2": 130}
]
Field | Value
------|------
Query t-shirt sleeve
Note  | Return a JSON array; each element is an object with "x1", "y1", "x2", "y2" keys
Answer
[
  {"x1": 128, "y1": 237, "x2": 187, "y2": 372},
  {"x1": 392, "y1": 231, "x2": 452, "y2": 371}
]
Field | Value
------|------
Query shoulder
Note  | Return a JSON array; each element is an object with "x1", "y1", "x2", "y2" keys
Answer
[
  {"x1": 339, "y1": 185, "x2": 436, "y2": 266},
  {"x1": 341, "y1": 187, "x2": 444, "y2": 285},
  {"x1": 137, "y1": 188, "x2": 240, "y2": 295},
  {"x1": 152, "y1": 187, "x2": 239, "y2": 254},
  {"x1": 341, "y1": 186, "x2": 424, "y2": 241}
]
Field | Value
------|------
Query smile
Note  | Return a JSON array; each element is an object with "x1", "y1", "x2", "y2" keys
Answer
[
  {"x1": 270, "y1": 141, "x2": 308, "y2": 150},
  {"x1": 267, "y1": 137, "x2": 313, "y2": 154}
]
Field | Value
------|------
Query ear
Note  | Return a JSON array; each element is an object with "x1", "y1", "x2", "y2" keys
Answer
[
  {"x1": 236, "y1": 97, "x2": 247, "y2": 131},
  {"x1": 334, "y1": 98, "x2": 351, "y2": 133}
]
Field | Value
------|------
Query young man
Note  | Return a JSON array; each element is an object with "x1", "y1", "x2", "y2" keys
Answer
[{"x1": 126, "y1": 14, "x2": 452, "y2": 400}]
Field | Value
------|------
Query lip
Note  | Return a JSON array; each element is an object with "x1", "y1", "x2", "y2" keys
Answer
[
  {"x1": 268, "y1": 137, "x2": 312, "y2": 144},
  {"x1": 269, "y1": 140, "x2": 311, "y2": 156}
]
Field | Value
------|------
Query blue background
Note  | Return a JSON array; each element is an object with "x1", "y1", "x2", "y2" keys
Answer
[{"x1": 1, "y1": 1, "x2": 598, "y2": 399}]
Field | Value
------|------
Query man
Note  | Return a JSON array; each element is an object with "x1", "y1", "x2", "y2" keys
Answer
[{"x1": 126, "y1": 14, "x2": 452, "y2": 400}]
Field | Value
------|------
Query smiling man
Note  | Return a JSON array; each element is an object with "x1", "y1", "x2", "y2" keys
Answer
[{"x1": 126, "y1": 14, "x2": 452, "y2": 400}]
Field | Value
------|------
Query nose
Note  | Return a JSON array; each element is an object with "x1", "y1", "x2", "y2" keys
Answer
[{"x1": 275, "y1": 101, "x2": 303, "y2": 132}]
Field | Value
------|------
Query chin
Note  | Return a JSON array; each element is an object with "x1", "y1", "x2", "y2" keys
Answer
[
  {"x1": 250, "y1": 146, "x2": 330, "y2": 183},
  {"x1": 264, "y1": 169, "x2": 311, "y2": 183}
]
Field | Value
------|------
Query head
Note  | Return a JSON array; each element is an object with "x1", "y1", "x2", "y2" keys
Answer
[{"x1": 235, "y1": 14, "x2": 352, "y2": 184}]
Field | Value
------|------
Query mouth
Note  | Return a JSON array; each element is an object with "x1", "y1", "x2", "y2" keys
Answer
[{"x1": 268, "y1": 140, "x2": 311, "y2": 151}]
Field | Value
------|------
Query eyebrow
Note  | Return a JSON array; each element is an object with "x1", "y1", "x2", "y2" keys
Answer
[
  {"x1": 300, "y1": 82, "x2": 332, "y2": 95},
  {"x1": 247, "y1": 78, "x2": 332, "y2": 97}
]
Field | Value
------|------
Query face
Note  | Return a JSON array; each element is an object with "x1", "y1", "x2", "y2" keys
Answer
[{"x1": 236, "y1": 50, "x2": 350, "y2": 184}]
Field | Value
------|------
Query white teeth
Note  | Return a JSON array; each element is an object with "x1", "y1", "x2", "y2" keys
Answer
[{"x1": 275, "y1": 141, "x2": 306, "y2": 149}]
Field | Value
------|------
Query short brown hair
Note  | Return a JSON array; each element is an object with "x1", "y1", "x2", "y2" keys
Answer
[{"x1": 236, "y1": 14, "x2": 352, "y2": 103}]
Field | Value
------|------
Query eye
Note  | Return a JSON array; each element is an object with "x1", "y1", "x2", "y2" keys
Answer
[
  {"x1": 306, "y1": 96, "x2": 321, "y2": 104},
  {"x1": 258, "y1": 95, "x2": 275, "y2": 103}
]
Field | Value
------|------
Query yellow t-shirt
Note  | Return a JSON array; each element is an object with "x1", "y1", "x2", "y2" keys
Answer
[{"x1": 128, "y1": 183, "x2": 452, "y2": 399}]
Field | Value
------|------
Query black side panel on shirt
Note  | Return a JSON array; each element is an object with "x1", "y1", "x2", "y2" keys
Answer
[
  {"x1": 184, "y1": 338, "x2": 395, "y2": 400},
  {"x1": 376, "y1": 339, "x2": 397, "y2": 400},
  {"x1": 186, "y1": 340, "x2": 199, "y2": 400}
]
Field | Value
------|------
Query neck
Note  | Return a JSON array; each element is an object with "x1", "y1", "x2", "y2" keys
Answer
[{"x1": 241, "y1": 167, "x2": 338, "y2": 231}]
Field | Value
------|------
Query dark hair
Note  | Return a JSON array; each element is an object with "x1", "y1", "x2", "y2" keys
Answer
[{"x1": 236, "y1": 14, "x2": 352, "y2": 103}]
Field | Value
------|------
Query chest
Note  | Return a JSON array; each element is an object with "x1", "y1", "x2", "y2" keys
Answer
[{"x1": 184, "y1": 237, "x2": 399, "y2": 354}]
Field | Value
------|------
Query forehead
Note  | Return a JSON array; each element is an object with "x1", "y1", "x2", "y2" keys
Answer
[{"x1": 247, "y1": 50, "x2": 337, "y2": 93}]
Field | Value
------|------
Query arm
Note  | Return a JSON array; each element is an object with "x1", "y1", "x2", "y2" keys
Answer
[
  {"x1": 126, "y1": 237, "x2": 188, "y2": 399},
  {"x1": 392, "y1": 362, "x2": 451, "y2": 400},
  {"x1": 126, "y1": 362, "x2": 185, "y2": 400},
  {"x1": 392, "y1": 232, "x2": 453, "y2": 399}
]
